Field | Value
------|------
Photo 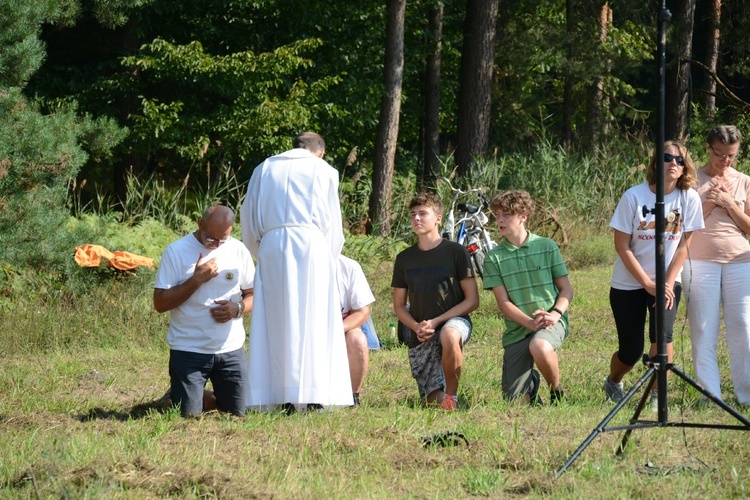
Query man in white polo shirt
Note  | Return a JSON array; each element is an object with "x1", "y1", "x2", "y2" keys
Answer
[{"x1": 154, "y1": 205, "x2": 254, "y2": 417}]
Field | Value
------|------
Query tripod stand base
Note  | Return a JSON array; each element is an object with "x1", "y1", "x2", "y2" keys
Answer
[{"x1": 555, "y1": 363, "x2": 750, "y2": 478}]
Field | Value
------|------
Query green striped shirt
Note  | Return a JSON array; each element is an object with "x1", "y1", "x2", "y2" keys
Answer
[{"x1": 483, "y1": 233, "x2": 569, "y2": 346}]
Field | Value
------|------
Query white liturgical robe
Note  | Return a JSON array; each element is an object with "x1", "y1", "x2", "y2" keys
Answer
[{"x1": 241, "y1": 148, "x2": 352, "y2": 409}]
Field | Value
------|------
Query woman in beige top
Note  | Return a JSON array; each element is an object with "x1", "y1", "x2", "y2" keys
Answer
[{"x1": 682, "y1": 125, "x2": 750, "y2": 406}]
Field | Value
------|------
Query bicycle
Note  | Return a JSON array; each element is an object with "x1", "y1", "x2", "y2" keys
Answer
[{"x1": 439, "y1": 177, "x2": 497, "y2": 279}]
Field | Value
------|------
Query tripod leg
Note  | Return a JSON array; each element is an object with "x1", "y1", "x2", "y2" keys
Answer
[
  {"x1": 617, "y1": 370, "x2": 657, "y2": 455},
  {"x1": 555, "y1": 366, "x2": 656, "y2": 477},
  {"x1": 669, "y1": 365, "x2": 750, "y2": 427}
]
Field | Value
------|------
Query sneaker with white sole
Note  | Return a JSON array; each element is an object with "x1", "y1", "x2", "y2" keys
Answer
[{"x1": 603, "y1": 377, "x2": 625, "y2": 403}]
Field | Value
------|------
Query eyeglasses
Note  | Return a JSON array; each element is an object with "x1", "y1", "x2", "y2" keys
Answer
[
  {"x1": 201, "y1": 229, "x2": 229, "y2": 245},
  {"x1": 664, "y1": 153, "x2": 685, "y2": 166},
  {"x1": 709, "y1": 144, "x2": 738, "y2": 160}
]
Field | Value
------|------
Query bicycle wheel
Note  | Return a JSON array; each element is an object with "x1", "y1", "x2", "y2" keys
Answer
[{"x1": 471, "y1": 248, "x2": 486, "y2": 279}]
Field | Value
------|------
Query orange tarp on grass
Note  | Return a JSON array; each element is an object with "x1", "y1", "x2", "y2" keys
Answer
[{"x1": 75, "y1": 244, "x2": 154, "y2": 271}]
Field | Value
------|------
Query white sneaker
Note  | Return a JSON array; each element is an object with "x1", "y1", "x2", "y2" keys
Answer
[{"x1": 603, "y1": 377, "x2": 625, "y2": 403}]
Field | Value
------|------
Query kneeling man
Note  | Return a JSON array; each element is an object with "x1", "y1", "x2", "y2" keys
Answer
[{"x1": 154, "y1": 205, "x2": 254, "y2": 417}]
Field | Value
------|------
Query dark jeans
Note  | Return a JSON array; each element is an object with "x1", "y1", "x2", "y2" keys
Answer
[
  {"x1": 610, "y1": 284, "x2": 682, "y2": 366},
  {"x1": 169, "y1": 347, "x2": 247, "y2": 416}
]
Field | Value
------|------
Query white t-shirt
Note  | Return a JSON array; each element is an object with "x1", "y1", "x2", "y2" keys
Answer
[
  {"x1": 337, "y1": 255, "x2": 375, "y2": 318},
  {"x1": 610, "y1": 182, "x2": 703, "y2": 290},
  {"x1": 154, "y1": 234, "x2": 255, "y2": 354}
]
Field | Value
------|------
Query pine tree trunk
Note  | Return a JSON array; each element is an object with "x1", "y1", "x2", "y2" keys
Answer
[
  {"x1": 586, "y1": 2, "x2": 611, "y2": 153},
  {"x1": 665, "y1": 0, "x2": 696, "y2": 141},
  {"x1": 421, "y1": 1, "x2": 443, "y2": 187},
  {"x1": 704, "y1": 0, "x2": 722, "y2": 118},
  {"x1": 368, "y1": 0, "x2": 405, "y2": 236},
  {"x1": 455, "y1": 0, "x2": 499, "y2": 177},
  {"x1": 562, "y1": 0, "x2": 575, "y2": 150}
]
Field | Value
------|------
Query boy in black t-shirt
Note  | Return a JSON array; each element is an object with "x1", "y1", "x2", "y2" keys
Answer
[{"x1": 391, "y1": 192, "x2": 479, "y2": 410}]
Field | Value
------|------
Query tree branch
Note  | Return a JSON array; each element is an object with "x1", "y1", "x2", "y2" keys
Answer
[{"x1": 687, "y1": 58, "x2": 750, "y2": 110}]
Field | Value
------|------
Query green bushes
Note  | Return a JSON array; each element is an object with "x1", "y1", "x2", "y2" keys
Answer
[{"x1": 0, "y1": 139, "x2": 664, "y2": 302}]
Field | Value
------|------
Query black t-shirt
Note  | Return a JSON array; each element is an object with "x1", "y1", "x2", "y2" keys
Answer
[{"x1": 391, "y1": 239, "x2": 475, "y2": 347}]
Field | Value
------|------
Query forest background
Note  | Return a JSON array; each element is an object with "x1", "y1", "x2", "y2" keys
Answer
[
  {"x1": 4, "y1": 0, "x2": 750, "y2": 290},
  {"x1": 3, "y1": 1, "x2": 750, "y2": 496}
]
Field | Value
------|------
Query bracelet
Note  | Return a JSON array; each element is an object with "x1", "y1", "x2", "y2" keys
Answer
[
  {"x1": 236, "y1": 300, "x2": 244, "y2": 318},
  {"x1": 550, "y1": 307, "x2": 564, "y2": 316}
]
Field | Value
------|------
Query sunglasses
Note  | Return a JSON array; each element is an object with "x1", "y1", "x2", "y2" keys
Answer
[{"x1": 664, "y1": 153, "x2": 685, "y2": 166}]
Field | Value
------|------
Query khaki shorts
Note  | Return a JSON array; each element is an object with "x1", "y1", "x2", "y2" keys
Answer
[{"x1": 502, "y1": 322, "x2": 566, "y2": 400}]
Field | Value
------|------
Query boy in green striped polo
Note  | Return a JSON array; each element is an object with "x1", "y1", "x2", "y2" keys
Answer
[{"x1": 483, "y1": 191, "x2": 573, "y2": 405}]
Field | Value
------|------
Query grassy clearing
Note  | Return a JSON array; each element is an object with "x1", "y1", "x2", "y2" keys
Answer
[{"x1": 2, "y1": 245, "x2": 750, "y2": 498}]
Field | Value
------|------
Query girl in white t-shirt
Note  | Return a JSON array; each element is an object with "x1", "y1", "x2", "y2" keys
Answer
[{"x1": 603, "y1": 141, "x2": 704, "y2": 407}]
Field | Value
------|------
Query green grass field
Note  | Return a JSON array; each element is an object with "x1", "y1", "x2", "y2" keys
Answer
[{"x1": 2, "y1": 257, "x2": 749, "y2": 498}]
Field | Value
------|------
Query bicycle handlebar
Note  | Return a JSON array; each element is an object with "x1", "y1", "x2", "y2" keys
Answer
[{"x1": 439, "y1": 177, "x2": 486, "y2": 197}]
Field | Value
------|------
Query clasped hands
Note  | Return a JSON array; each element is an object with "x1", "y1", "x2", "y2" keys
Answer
[
  {"x1": 644, "y1": 280, "x2": 675, "y2": 310},
  {"x1": 415, "y1": 319, "x2": 437, "y2": 343},
  {"x1": 530, "y1": 309, "x2": 560, "y2": 332}
]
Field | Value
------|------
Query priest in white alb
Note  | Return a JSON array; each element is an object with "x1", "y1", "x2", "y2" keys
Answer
[{"x1": 240, "y1": 131, "x2": 353, "y2": 410}]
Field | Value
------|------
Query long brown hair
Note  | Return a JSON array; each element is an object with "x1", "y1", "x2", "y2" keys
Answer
[{"x1": 646, "y1": 140, "x2": 697, "y2": 190}]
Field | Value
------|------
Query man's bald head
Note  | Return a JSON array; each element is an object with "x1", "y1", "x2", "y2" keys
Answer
[
  {"x1": 201, "y1": 205, "x2": 235, "y2": 226},
  {"x1": 196, "y1": 205, "x2": 235, "y2": 248}
]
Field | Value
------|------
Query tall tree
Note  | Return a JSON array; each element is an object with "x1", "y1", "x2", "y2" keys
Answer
[
  {"x1": 704, "y1": 0, "x2": 722, "y2": 118},
  {"x1": 665, "y1": 0, "x2": 697, "y2": 141},
  {"x1": 420, "y1": 0, "x2": 444, "y2": 187},
  {"x1": 455, "y1": 0, "x2": 498, "y2": 176},
  {"x1": 702, "y1": 0, "x2": 750, "y2": 116},
  {"x1": 0, "y1": 0, "x2": 123, "y2": 276},
  {"x1": 585, "y1": 1, "x2": 612, "y2": 151},
  {"x1": 30, "y1": 2, "x2": 391, "y2": 204},
  {"x1": 562, "y1": 0, "x2": 575, "y2": 149},
  {"x1": 369, "y1": 0, "x2": 406, "y2": 236}
]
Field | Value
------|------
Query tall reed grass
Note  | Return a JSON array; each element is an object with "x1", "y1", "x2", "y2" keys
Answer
[
  {"x1": 461, "y1": 141, "x2": 646, "y2": 229},
  {"x1": 72, "y1": 163, "x2": 248, "y2": 233},
  {"x1": 73, "y1": 141, "x2": 649, "y2": 242}
]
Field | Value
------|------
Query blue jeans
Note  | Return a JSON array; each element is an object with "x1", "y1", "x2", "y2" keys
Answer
[{"x1": 169, "y1": 348, "x2": 247, "y2": 416}]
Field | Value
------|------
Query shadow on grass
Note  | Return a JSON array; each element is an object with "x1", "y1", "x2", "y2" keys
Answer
[
  {"x1": 75, "y1": 399, "x2": 170, "y2": 422},
  {"x1": 75, "y1": 393, "x2": 508, "y2": 421}
]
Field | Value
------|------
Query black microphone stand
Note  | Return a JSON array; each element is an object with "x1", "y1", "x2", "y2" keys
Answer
[{"x1": 555, "y1": 2, "x2": 750, "y2": 477}]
